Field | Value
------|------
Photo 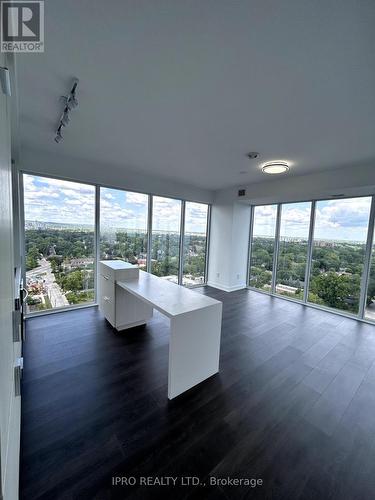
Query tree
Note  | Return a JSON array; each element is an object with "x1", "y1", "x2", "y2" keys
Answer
[
  {"x1": 249, "y1": 267, "x2": 272, "y2": 289},
  {"x1": 62, "y1": 270, "x2": 84, "y2": 292},
  {"x1": 26, "y1": 246, "x2": 40, "y2": 270},
  {"x1": 309, "y1": 272, "x2": 360, "y2": 312}
]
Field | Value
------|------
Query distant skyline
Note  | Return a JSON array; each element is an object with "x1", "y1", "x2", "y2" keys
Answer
[
  {"x1": 25, "y1": 219, "x2": 204, "y2": 235},
  {"x1": 23, "y1": 175, "x2": 208, "y2": 234}
]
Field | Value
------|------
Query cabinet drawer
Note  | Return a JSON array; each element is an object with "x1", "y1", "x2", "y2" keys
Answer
[
  {"x1": 99, "y1": 273, "x2": 114, "y2": 301},
  {"x1": 100, "y1": 260, "x2": 139, "y2": 282},
  {"x1": 99, "y1": 262, "x2": 115, "y2": 282}
]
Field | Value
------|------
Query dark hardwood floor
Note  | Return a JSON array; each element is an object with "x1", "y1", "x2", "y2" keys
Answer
[{"x1": 20, "y1": 288, "x2": 375, "y2": 500}]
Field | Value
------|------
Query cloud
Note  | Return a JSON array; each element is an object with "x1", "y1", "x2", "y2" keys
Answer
[
  {"x1": 278, "y1": 203, "x2": 312, "y2": 238},
  {"x1": 253, "y1": 198, "x2": 372, "y2": 242},
  {"x1": 103, "y1": 192, "x2": 115, "y2": 200},
  {"x1": 253, "y1": 205, "x2": 277, "y2": 236},
  {"x1": 125, "y1": 191, "x2": 148, "y2": 205},
  {"x1": 152, "y1": 196, "x2": 181, "y2": 231},
  {"x1": 312, "y1": 198, "x2": 372, "y2": 241},
  {"x1": 185, "y1": 202, "x2": 208, "y2": 233},
  {"x1": 23, "y1": 175, "x2": 209, "y2": 233},
  {"x1": 24, "y1": 174, "x2": 95, "y2": 225},
  {"x1": 100, "y1": 190, "x2": 148, "y2": 229}
]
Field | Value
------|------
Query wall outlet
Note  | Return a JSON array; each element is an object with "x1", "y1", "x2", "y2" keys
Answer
[
  {"x1": 237, "y1": 274, "x2": 240, "y2": 280},
  {"x1": 216, "y1": 272, "x2": 220, "y2": 278}
]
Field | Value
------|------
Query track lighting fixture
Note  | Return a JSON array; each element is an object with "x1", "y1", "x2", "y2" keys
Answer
[{"x1": 54, "y1": 78, "x2": 79, "y2": 143}]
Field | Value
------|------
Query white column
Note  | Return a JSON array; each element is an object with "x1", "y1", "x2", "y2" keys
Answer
[{"x1": 207, "y1": 191, "x2": 250, "y2": 292}]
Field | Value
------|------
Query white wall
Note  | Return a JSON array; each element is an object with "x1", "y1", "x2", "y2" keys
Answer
[
  {"x1": 19, "y1": 147, "x2": 214, "y2": 204},
  {"x1": 207, "y1": 191, "x2": 250, "y2": 292},
  {"x1": 0, "y1": 54, "x2": 20, "y2": 500}
]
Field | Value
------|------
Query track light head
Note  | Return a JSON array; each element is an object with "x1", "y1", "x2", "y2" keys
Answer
[
  {"x1": 69, "y1": 94, "x2": 78, "y2": 108},
  {"x1": 54, "y1": 126, "x2": 63, "y2": 143},
  {"x1": 61, "y1": 109, "x2": 70, "y2": 126}
]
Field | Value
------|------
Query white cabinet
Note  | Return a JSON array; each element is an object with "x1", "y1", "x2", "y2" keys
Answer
[{"x1": 99, "y1": 260, "x2": 153, "y2": 330}]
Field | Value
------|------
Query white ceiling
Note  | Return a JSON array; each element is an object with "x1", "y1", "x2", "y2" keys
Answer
[{"x1": 16, "y1": 0, "x2": 375, "y2": 191}]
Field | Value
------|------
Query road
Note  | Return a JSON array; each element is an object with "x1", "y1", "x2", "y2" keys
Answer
[{"x1": 27, "y1": 258, "x2": 69, "y2": 308}]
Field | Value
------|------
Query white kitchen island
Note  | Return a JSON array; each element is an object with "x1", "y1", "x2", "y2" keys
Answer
[{"x1": 99, "y1": 261, "x2": 222, "y2": 399}]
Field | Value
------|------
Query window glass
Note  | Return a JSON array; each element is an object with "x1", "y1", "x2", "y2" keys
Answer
[
  {"x1": 275, "y1": 202, "x2": 312, "y2": 300},
  {"x1": 24, "y1": 174, "x2": 95, "y2": 312},
  {"x1": 308, "y1": 197, "x2": 372, "y2": 314},
  {"x1": 151, "y1": 196, "x2": 181, "y2": 283},
  {"x1": 100, "y1": 187, "x2": 148, "y2": 268},
  {"x1": 248, "y1": 205, "x2": 278, "y2": 291},
  {"x1": 183, "y1": 202, "x2": 208, "y2": 286}
]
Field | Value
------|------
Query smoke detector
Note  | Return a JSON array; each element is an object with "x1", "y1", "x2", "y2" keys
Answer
[{"x1": 246, "y1": 152, "x2": 260, "y2": 159}]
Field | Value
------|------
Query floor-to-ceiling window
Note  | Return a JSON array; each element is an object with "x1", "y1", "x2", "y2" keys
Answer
[
  {"x1": 248, "y1": 205, "x2": 278, "y2": 291},
  {"x1": 275, "y1": 202, "x2": 312, "y2": 300},
  {"x1": 23, "y1": 174, "x2": 96, "y2": 313},
  {"x1": 308, "y1": 197, "x2": 372, "y2": 315},
  {"x1": 182, "y1": 202, "x2": 209, "y2": 286},
  {"x1": 248, "y1": 195, "x2": 375, "y2": 321},
  {"x1": 151, "y1": 196, "x2": 181, "y2": 283},
  {"x1": 100, "y1": 187, "x2": 148, "y2": 268},
  {"x1": 22, "y1": 174, "x2": 210, "y2": 315}
]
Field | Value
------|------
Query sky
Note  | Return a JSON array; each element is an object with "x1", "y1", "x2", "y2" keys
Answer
[
  {"x1": 23, "y1": 174, "x2": 208, "y2": 233},
  {"x1": 253, "y1": 197, "x2": 372, "y2": 242},
  {"x1": 24, "y1": 174, "x2": 371, "y2": 241}
]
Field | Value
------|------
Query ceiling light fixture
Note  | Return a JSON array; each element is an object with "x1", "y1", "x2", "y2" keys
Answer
[{"x1": 262, "y1": 162, "x2": 289, "y2": 174}]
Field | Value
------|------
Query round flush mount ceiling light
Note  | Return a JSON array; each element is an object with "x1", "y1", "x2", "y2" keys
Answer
[{"x1": 262, "y1": 162, "x2": 290, "y2": 174}]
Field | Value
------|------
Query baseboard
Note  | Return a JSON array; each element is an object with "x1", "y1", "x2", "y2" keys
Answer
[{"x1": 207, "y1": 281, "x2": 247, "y2": 292}]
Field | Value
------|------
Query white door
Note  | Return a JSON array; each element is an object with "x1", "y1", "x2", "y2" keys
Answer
[{"x1": 0, "y1": 56, "x2": 21, "y2": 500}]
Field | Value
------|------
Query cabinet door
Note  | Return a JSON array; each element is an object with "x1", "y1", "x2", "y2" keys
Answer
[{"x1": 99, "y1": 275, "x2": 115, "y2": 326}]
